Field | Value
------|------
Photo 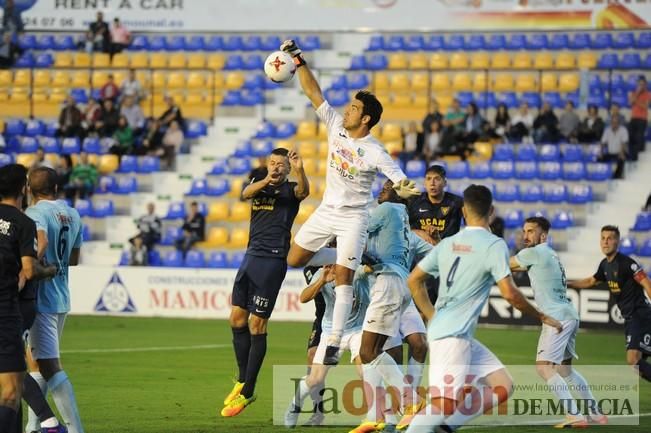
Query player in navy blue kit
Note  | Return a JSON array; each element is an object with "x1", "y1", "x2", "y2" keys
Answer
[
  {"x1": 221, "y1": 148, "x2": 309, "y2": 417},
  {"x1": 569, "y1": 225, "x2": 651, "y2": 382}
]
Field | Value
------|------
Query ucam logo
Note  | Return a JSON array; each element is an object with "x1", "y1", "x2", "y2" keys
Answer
[{"x1": 95, "y1": 272, "x2": 137, "y2": 313}]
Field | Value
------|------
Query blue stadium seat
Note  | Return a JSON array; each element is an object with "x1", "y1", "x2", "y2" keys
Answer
[
  {"x1": 184, "y1": 250, "x2": 205, "y2": 268},
  {"x1": 520, "y1": 92, "x2": 541, "y2": 109},
  {"x1": 165, "y1": 202, "x2": 186, "y2": 220},
  {"x1": 209, "y1": 160, "x2": 227, "y2": 175},
  {"x1": 618, "y1": 237, "x2": 637, "y2": 256},
  {"x1": 18, "y1": 137, "x2": 37, "y2": 153},
  {"x1": 620, "y1": 53, "x2": 641, "y2": 69},
  {"x1": 367, "y1": 54, "x2": 388, "y2": 70},
  {"x1": 385, "y1": 35, "x2": 405, "y2": 51},
  {"x1": 243, "y1": 35, "x2": 262, "y2": 51},
  {"x1": 597, "y1": 53, "x2": 619, "y2": 69},
  {"x1": 91, "y1": 200, "x2": 115, "y2": 218},
  {"x1": 492, "y1": 144, "x2": 515, "y2": 161},
  {"x1": 242, "y1": 74, "x2": 264, "y2": 90},
  {"x1": 348, "y1": 73, "x2": 369, "y2": 89},
  {"x1": 464, "y1": 34, "x2": 485, "y2": 51},
  {"x1": 114, "y1": 177, "x2": 138, "y2": 194},
  {"x1": 635, "y1": 32, "x2": 651, "y2": 49},
  {"x1": 638, "y1": 239, "x2": 651, "y2": 257},
  {"x1": 538, "y1": 161, "x2": 561, "y2": 181},
  {"x1": 243, "y1": 54, "x2": 264, "y2": 71},
  {"x1": 24, "y1": 120, "x2": 44, "y2": 137},
  {"x1": 538, "y1": 145, "x2": 560, "y2": 162},
  {"x1": 468, "y1": 161, "x2": 490, "y2": 179},
  {"x1": 223, "y1": 36, "x2": 244, "y2": 51},
  {"x1": 5, "y1": 119, "x2": 24, "y2": 136},
  {"x1": 527, "y1": 34, "x2": 548, "y2": 50},
  {"x1": 586, "y1": 94, "x2": 607, "y2": 109},
  {"x1": 185, "y1": 121, "x2": 208, "y2": 139},
  {"x1": 514, "y1": 161, "x2": 537, "y2": 180},
  {"x1": 165, "y1": 35, "x2": 185, "y2": 51},
  {"x1": 456, "y1": 92, "x2": 473, "y2": 108},
  {"x1": 325, "y1": 90, "x2": 349, "y2": 107},
  {"x1": 228, "y1": 158, "x2": 252, "y2": 175},
  {"x1": 562, "y1": 162, "x2": 585, "y2": 181},
  {"x1": 405, "y1": 35, "x2": 424, "y2": 51},
  {"x1": 592, "y1": 33, "x2": 613, "y2": 49},
  {"x1": 39, "y1": 137, "x2": 59, "y2": 154},
  {"x1": 516, "y1": 144, "x2": 537, "y2": 161},
  {"x1": 476, "y1": 92, "x2": 497, "y2": 110},
  {"x1": 551, "y1": 211, "x2": 573, "y2": 230},
  {"x1": 494, "y1": 184, "x2": 519, "y2": 203},
  {"x1": 528, "y1": 209, "x2": 549, "y2": 219},
  {"x1": 184, "y1": 35, "x2": 205, "y2": 51},
  {"x1": 44, "y1": 122, "x2": 58, "y2": 138},
  {"x1": 69, "y1": 88, "x2": 88, "y2": 104},
  {"x1": 232, "y1": 141, "x2": 252, "y2": 158},
  {"x1": 585, "y1": 162, "x2": 611, "y2": 181},
  {"x1": 261, "y1": 35, "x2": 282, "y2": 51},
  {"x1": 497, "y1": 92, "x2": 519, "y2": 109},
  {"x1": 243, "y1": 90, "x2": 267, "y2": 104},
  {"x1": 82, "y1": 137, "x2": 101, "y2": 154},
  {"x1": 228, "y1": 252, "x2": 246, "y2": 268},
  {"x1": 610, "y1": 74, "x2": 626, "y2": 93},
  {"x1": 206, "y1": 178, "x2": 230, "y2": 197},
  {"x1": 36, "y1": 34, "x2": 56, "y2": 50},
  {"x1": 504, "y1": 210, "x2": 525, "y2": 229},
  {"x1": 162, "y1": 251, "x2": 184, "y2": 268},
  {"x1": 160, "y1": 227, "x2": 182, "y2": 246},
  {"x1": 550, "y1": 33, "x2": 570, "y2": 50},
  {"x1": 491, "y1": 161, "x2": 514, "y2": 179},
  {"x1": 15, "y1": 52, "x2": 34, "y2": 68},
  {"x1": 588, "y1": 74, "x2": 603, "y2": 91},
  {"x1": 221, "y1": 91, "x2": 241, "y2": 106},
  {"x1": 96, "y1": 176, "x2": 116, "y2": 194},
  {"x1": 486, "y1": 34, "x2": 506, "y2": 51},
  {"x1": 632, "y1": 212, "x2": 651, "y2": 232},
  {"x1": 562, "y1": 145, "x2": 583, "y2": 162},
  {"x1": 75, "y1": 199, "x2": 92, "y2": 217},
  {"x1": 275, "y1": 122, "x2": 297, "y2": 139},
  {"x1": 117, "y1": 155, "x2": 137, "y2": 173},
  {"x1": 567, "y1": 185, "x2": 592, "y2": 204},
  {"x1": 330, "y1": 75, "x2": 348, "y2": 91},
  {"x1": 250, "y1": 140, "x2": 273, "y2": 157},
  {"x1": 18, "y1": 34, "x2": 36, "y2": 50},
  {"x1": 543, "y1": 185, "x2": 567, "y2": 204},
  {"x1": 59, "y1": 137, "x2": 79, "y2": 154},
  {"x1": 207, "y1": 251, "x2": 228, "y2": 268},
  {"x1": 610, "y1": 92, "x2": 628, "y2": 108},
  {"x1": 568, "y1": 33, "x2": 590, "y2": 50},
  {"x1": 118, "y1": 250, "x2": 129, "y2": 266},
  {"x1": 520, "y1": 184, "x2": 543, "y2": 203},
  {"x1": 506, "y1": 34, "x2": 527, "y2": 50},
  {"x1": 446, "y1": 161, "x2": 469, "y2": 180},
  {"x1": 148, "y1": 35, "x2": 166, "y2": 51},
  {"x1": 445, "y1": 35, "x2": 465, "y2": 51},
  {"x1": 138, "y1": 156, "x2": 160, "y2": 173},
  {"x1": 367, "y1": 35, "x2": 384, "y2": 51},
  {"x1": 350, "y1": 55, "x2": 367, "y2": 70},
  {"x1": 613, "y1": 32, "x2": 635, "y2": 49},
  {"x1": 254, "y1": 121, "x2": 276, "y2": 139},
  {"x1": 543, "y1": 92, "x2": 563, "y2": 109},
  {"x1": 204, "y1": 36, "x2": 223, "y2": 51},
  {"x1": 223, "y1": 55, "x2": 244, "y2": 70},
  {"x1": 187, "y1": 179, "x2": 207, "y2": 196},
  {"x1": 581, "y1": 145, "x2": 600, "y2": 162},
  {"x1": 128, "y1": 35, "x2": 148, "y2": 51},
  {"x1": 5, "y1": 137, "x2": 19, "y2": 153},
  {"x1": 0, "y1": 154, "x2": 12, "y2": 167},
  {"x1": 425, "y1": 35, "x2": 445, "y2": 51},
  {"x1": 406, "y1": 160, "x2": 427, "y2": 178},
  {"x1": 371, "y1": 179, "x2": 382, "y2": 198},
  {"x1": 148, "y1": 250, "x2": 161, "y2": 266}
]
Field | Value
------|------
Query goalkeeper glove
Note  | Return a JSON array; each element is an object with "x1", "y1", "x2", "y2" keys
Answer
[
  {"x1": 280, "y1": 39, "x2": 306, "y2": 67},
  {"x1": 393, "y1": 179, "x2": 420, "y2": 199}
]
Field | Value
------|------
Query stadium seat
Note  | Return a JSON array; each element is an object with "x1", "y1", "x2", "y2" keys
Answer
[
  {"x1": 515, "y1": 75, "x2": 536, "y2": 92},
  {"x1": 631, "y1": 213, "x2": 651, "y2": 232},
  {"x1": 618, "y1": 237, "x2": 637, "y2": 256},
  {"x1": 567, "y1": 185, "x2": 592, "y2": 204},
  {"x1": 520, "y1": 184, "x2": 543, "y2": 203},
  {"x1": 491, "y1": 52, "x2": 511, "y2": 69},
  {"x1": 54, "y1": 34, "x2": 75, "y2": 51},
  {"x1": 466, "y1": 34, "x2": 486, "y2": 51},
  {"x1": 470, "y1": 52, "x2": 490, "y2": 69},
  {"x1": 562, "y1": 145, "x2": 583, "y2": 162},
  {"x1": 592, "y1": 33, "x2": 613, "y2": 49},
  {"x1": 184, "y1": 251, "x2": 205, "y2": 268},
  {"x1": 486, "y1": 34, "x2": 506, "y2": 51},
  {"x1": 91, "y1": 199, "x2": 114, "y2": 218},
  {"x1": 621, "y1": 53, "x2": 641, "y2": 69},
  {"x1": 60, "y1": 137, "x2": 81, "y2": 155},
  {"x1": 515, "y1": 144, "x2": 537, "y2": 162},
  {"x1": 452, "y1": 74, "x2": 472, "y2": 92},
  {"x1": 118, "y1": 250, "x2": 129, "y2": 266},
  {"x1": 538, "y1": 161, "x2": 561, "y2": 180},
  {"x1": 568, "y1": 33, "x2": 590, "y2": 50},
  {"x1": 228, "y1": 252, "x2": 246, "y2": 268},
  {"x1": 493, "y1": 74, "x2": 514, "y2": 92},
  {"x1": 390, "y1": 73, "x2": 410, "y2": 91},
  {"x1": 507, "y1": 34, "x2": 527, "y2": 50},
  {"x1": 230, "y1": 202, "x2": 250, "y2": 222},
  {"x1": 504, "y1": 209, "x2": 525, "y2": 229},
  {"x1": 367, "y1": 54, "x2": 388, "y2": 70},
  {"x1": 494, "y1": 184, "x2": 519, "y2": 203},
  {"x1": 429, "y1": 53, "x2": 448, "y2": 69},
  {"x1": 534, "y1": 53, "x2": 554, "y2": 69},
  {"x1": 207, "y1": 251, "x2": 228, "y2": 268},
  {"x1": 638, "y1": 239, "x2": 651, "y2": 257},
  {"x1": 160, "y1": 227, "x2": 182, "y2": 246},
  {"x1": 114, "y1": 177, "x2": 137, "y2": 194},
  {"x1": 388, "y1": 53, "x2": 408, "y2": 69},
  {"x1": 165, "y1": 202, "x2": 186, "y2": 220},
  {"x1": 468, "y1": 161, "x2": 490, "y2": 179},
  {"x1": 39, "y1": 137, "x2": 59, "y2": 154},
  {"x1": 385, "y1": 35, "x2": 404, "y2": 51},
  {"x1": 445, "y1": 34, "x2": 465, "y2": 51},
  {"x1": 162, "y1": 251, "x2": 184, "y2": 268},
  {"x1": 409, "y1": 53, "x2": 428, "y2": 69},
  {"x1": 585, "y1": 162, "x2": 610, "y2": 181},
  {"x1": 186, "y1": 179, "x2": 207, "y2": 196},
  {"x1": 527, "y1": 34, "x2": 548, "y2": 50},
  {"x1": 405, "y1": 160, "x2": 426, "y2": 178},
  {"x1": 228, "y1": 228, "x2": 249, "y2": 249},
  {"x1": 538, "y1": 145, "x2": 560, "y2": 161},
  {"x1": 96, "y1": 176, "x2": 116, "y2": 194},
  {"x1": 551, "y1": 211, "x2": 573, "y2": 230},
  {"x1": 512, "y1": 52, "x2": 532, "y2": 69},
  {"x1": 543, "y1": 184, "x2": 567, "y2": 204},
  {"x1": 449, "y1": 53, "x2": 469, "y2": 69},
  {"x1": 350, "y1": 55, "x2": 367, "y2": 70},
  {"x1": 555, "y1": 52, "x2": 575, "y2": 69},
  {"x1": 562, "y1": 162, "x2": 585, "y2": 181},
  {"x1": 491, "y1": 161, "x2": 514, "y2": 179},
  {"x1": 540, "y1": 73, "x2": 558, "y2": 92},
  {"x1": 597, "y1": 53, "x2": 619, "y2": 69}
]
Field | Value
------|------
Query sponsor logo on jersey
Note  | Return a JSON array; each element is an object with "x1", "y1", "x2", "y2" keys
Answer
[
  {"x1": 0, "y1": 219, "x2": 10, "y2": 235},
  {"x1": 95, "y1": 272, "x2": 137, "y2": 313}
]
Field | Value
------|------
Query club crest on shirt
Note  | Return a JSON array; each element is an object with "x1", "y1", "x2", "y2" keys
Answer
[
  {"x1": 441, "y1": 207, "x2": 450, "y2": 216},
  {"x1": 0, "y1": 219, "x2": 10, "y2": 235}
]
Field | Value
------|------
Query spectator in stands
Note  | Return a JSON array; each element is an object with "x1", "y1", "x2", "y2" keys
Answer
[
  {"x1": 175, "y1": 201, "x2": 205, "y2": 258},
  {"x1": 110, "y1": 116, "x2": 134, "y2": 158},
  {"x1": 645, "y1": 194, "x2": 651, "y2": 212},
  {"x1": 599, "y1": 114, "x2": 628, "y2": 179},
  {"x1": 629, "y1": 75, "x2": 650, "y2": 162},
  {"x1": 159, "y1": 95, "x2": 185, "y2": 130},
  {"x1": 559, "y1": 100, "x2": 580, "y2": 142},
  {"x1": 57, "y1": 96, "x2": 84, "y2": 138},
  {"x1": 423, "y1": 120, "x2": 441, "y2": 162},
  {"x1": 247, "y1": 156, "x2": 267, "y2": 183},
  {"x1": 460, "y1": 101, "x2": 484, "y2": 145},
  {"x1": 422, "y1": 99, "x2": 443, "y2": 146},
  {"x1": 120, "y1": 69, "x2": 144, "y2": 102},
  {"x1": 160, "y1": 120, "x2": 185, "y2": 170},
  {"x1": 64, "y1": 151, "x2": 98, "y2": 203},
  {"x1": 110, "y1": 17, "x2": 131, "y2": 58},
  {"x1": 133, "y1": 202, "x2": 162, "y2": 251},
  {"x1": 401, "y1": 121, "x2": 420, "y2": 162},
  {"x1": 508, "y1": 102, "x2": 534, "y2": 143},
  {"x1": 119, "y1": 93, "x2": 145, "y2": 135},
  {"x1": 31, "y1": 147, "x2": 53, "y2": 170},
  {"x1": 138, "y1": 119, "x2": 164, "y2": 156},
  {"x1": 608, "y1": 103, "x2": 626, "y2": 126},
  {"x1": 0, "y1": 30, "x2": 19, "y2": 68},
  {"x1": 100, "y1": 73, "x2": 120, "y2": 102},
  {"x1": 98, "y1": 98, "x2": 120, "y2": 137},
  {"x1": 89, "y1": 11, "x2": 111, "y2": 53},
  {"x1": 55, "y1": 155, "x2": 72, "y2": 198},
  {"x1": 533, "y1": 102, "x2": 560, "y2": 144},
  {"x1": 1, "y1": 0, "x2": 24, "y2": 37},
  {"x1": 438, "y1": 98, "x2": 467, "y2": 159},
  {"x1": 577, "y1": 104, "x2": 605, "y2": 144},
  {"x1": 83, "y1": 97, "x2": 102, "y2": 135},
  {"x1": 128, "y1": 235, "x2": 148, "y2": 266},
  {"x1": 492, "y1": 102, "x2": 510, "y2": 140}
]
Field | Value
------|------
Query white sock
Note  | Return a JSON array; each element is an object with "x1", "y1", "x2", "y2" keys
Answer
[
  {"x1": 444, "y1": 393, "x2": 501, "y2": 428},
  {"x1": 41, "y1": 417, "x2": 59, "y2": 428},
  {"x1": 363, "y1": 362, "x2": 385, "y2": 422},
  {"x1": 370, "y1": 352, "x2": 413, "y2": 408},
  {"x1": 547, "y1": 374, "x2": 581, "y2": 419},
  {"x1": 405, "y1": 405, "x2": 446, "y2": 433},
  {"x1": 292, "y1": 377, "x2": 311, "y2": 410},
  {"x1": 27, "y1": 372, "x2": 48, "y2": 432},
  {"x1": 306, "y1": 248, "x2": 337, "y2": 267},
  {"x1": 328, "y1": 285, "x2": 353, "y2": 344},
  {"x1": 407, "y1": 357, "x2": 425, "y2": 387},
  {"x1": 564, "y1": 369, "x2": 602, "y2": 416},
  {"x1": 48, "y1": 371, "x2": 85, "y2": 433}
]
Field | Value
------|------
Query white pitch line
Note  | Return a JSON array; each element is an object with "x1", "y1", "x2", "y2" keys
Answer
[{"x1": 61, "y1": 344, "x2": 230, "y2": 354}]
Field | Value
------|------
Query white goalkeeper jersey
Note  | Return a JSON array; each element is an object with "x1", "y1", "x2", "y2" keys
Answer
[{"x1": 316, "y1": 101, "x2": 406, "y2": 209}]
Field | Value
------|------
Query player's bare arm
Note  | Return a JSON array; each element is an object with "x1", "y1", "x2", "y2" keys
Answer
[
  {"x1": 20, "y1": 255, "x2": 56, "y2": 284},
  {"x1": 497, "y1": 275, "x2": 563, "y2": 332},
  {"x1": 567, "y1": 276, "x2": 597, "y2": 290},
  {"x1": 289, "y1": 150, "x2": 310, "y2": 200},
  {"x1": 300, "y1": 265, "x2": 334, "y2": 303},
  {"x1": 281, "y1": 40, "x2": 324, "y2": 109},
  {"x1": 35, "y1": 229, "x2": 47, "y2": 260},
  {"x1": 509, "y1": 256, "x2": 527, "y2": 272},
  {"x1": 241, "y1": 174, "x2": 273, "y2": 200},
  {"x1": 407, "y1": 265, "x2": 436, "y2": 322},
  {"x1": 638, "y1": 274, "x2": 651, "y2": 300}
]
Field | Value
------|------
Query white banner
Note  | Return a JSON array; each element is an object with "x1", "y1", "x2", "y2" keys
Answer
[
  {"x1": 69, "y1": 265, "x2": 315, "y2": 321},
  {"x1": 8, "y1": 0, "x2": 651, "y2": 32}
]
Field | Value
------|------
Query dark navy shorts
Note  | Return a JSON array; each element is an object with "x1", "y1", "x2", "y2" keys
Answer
[
  {"x1": 0, "y1": 315, "x2": 26, "y2": 373},
  {"x1": 625, "y1": 309, "x2": 651, "y2": 355},
  {"x1": 232, "y1": 254, "x2": 288, "y2": 319}
]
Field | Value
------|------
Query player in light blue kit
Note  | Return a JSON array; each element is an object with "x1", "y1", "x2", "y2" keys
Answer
[
  {"x1": 24, "y1": 168, "x2": 85, "y2": 433},
  {"x1": 406, "y1": 185, "x2": 562, "y2": 433},
  {"x1": 510, "y1": 216, "x2": 606, "y2": 428}
]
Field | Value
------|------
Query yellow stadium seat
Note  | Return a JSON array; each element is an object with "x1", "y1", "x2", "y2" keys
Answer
[
  {"x1": 491, "y1": 52, "x2": 511, "y2": 69},
  {"x1": 228, "y1": 228, "x2": 249, "y2": 249},
  {"x1": 429, "y1": 53, "x2": 448, "y2": 69},
  {"x1": 391, "y1": 94, "x2": 411, "y2": 108},
  {"x1": 295, "y1": 203, "x2": 316, "y2": 224},
  {"x1": 54, "y1": 52, "x2": 73, "y2": 68},
  {"x1": 317, "y1": 124, "x2": 328, "y2": 140},
  {"x1": 473, "y1": 142, "x2": 493, "y2": 160},
  {"x1": 473, "y1": 72, "x2": 489, "y2": 92},
  {"x1": 470, "y1": 52, "x2": 490, "y2": 69},
  {"x1": 390, "y1": 73, "x2": 410, "y2": 91},
  {"x1": 206, "y1": 202, "x2": 229, "y2": 222},
  {"x1": 388, "y1": 53, "x2": 408, "y2": 70},
  {"x1": 541, "y1": 72, "x2": 558, "y2": 92},
  {"x1": 432, "y1": 73, "x2": 450, "y2": 91},
  {"x1": 381, "y1": 123, "x2": 403, "y2": 142},
  {"x1": 0, "y1": 70, "x2": 11, "y2": 88},
  {"x1": 113, "y1": 71, "x2": 127, "y2": 85},
  {"x1": 150, "y1": 53, "x2": 168, "y2": 69},
  {"x1": 275, "y1": 140, "x2": 294, "y2": 150},
  {"x1": 212, "y1": 72, "x2": 224, "y2": 89},
  {"x1": 196, "y1": 227, "x2": 229, "y2": 247},
  {"x1": 13, "y1": 70, "x2": 30, "y2": 87},
  {"x1": 228, "y1": 178, "x2": 244, "y2": 198},
  {"x1": 188, "y1": 53, "x2": 207, "y2": 69},
  {"x1": 512, "y1": 52, "x2": 532, "y2": 69},
  {"x1": 186, "y1": 72, "x2": 205, "y2": 89},
  {"x1": 168, "y1": 53, "x2": 186, "y2": 69},
  {"x1": 411, "y1": 73, "x2": 429, "y2": 92},
  {"x1": 49, "y1": 88, "x2": 67, "y2": 103},
  {"x1": 384, "y1": 141, "x2": 402, "y2": 155},
  {"x1": 70, "y1": 71, "x2": 90, "y2": 88},
  {"x1": 130, "y1": 53, "x2": 148, "y2": 68},
  {"x1": 207, "y1": 54, "x2": 225, "y2": 70},
  {"x1": 225, "y1": 72, "x2": 244, "y2": 90},
  {"x1": 91, "y1": 71, "x2": 109, "y2": 88},
  {"x1": 452, "y1": 73, "x2": 472, "y2": 91},
  {"x1": 493, "y1": 73, "x2": 514, "y2": 92},
  {"x1": 413, "y1": 94, "x2": 428, "y2": 108},
  {"x1": 409, "y1": 53, "x2": 428, "y2": 69},
  {"x1": 318, "y1": 141, "x2": 328, "y2": 158},
  {"x1": 50, "y1": 71, "x2": 70, "y2": 88},
  {"x1": 182, "y1": 92, "x2": 210, "y2": 119},
  {"x1": 295, "y1": 121, "x2": 317, "y2": 140},
  {"x1": 16, "y1": 153, "x2": 36, "y2": 167},
  {"x1": 316, "y1": 159, "x2": 327, "y2": 176},
  {"x1": 449, "y1": 53, "x2": 469, "y2": 69},
  {"x1": 135, "y1": 71, "x2": 151, "y2": 88},
  {"x1": 74, "y1": 52, "x2": 91, "y2": 68},
  {"x1": 534, "y1": 52, "x2": 554, "y2": 69},
  {"x1": 302, "y1": 158, "x2": 318, "y2": 176},
  {"x1": 98, "y1": 155, "x2": 119, "y2": 174},
  {"x1": 558, "y1": 73, "x2": 580, "y2": 93},
  {"x1": 577, "y1": 52, "x2": 597, "y2": 69},
  {"x1": 92, "y1": 53, "x2": 110, "y2": 68},
  {"x1": 112, "y1": 53, "x2": 129, "y2": 68},
  {"x1": 299, "y1": 140, "x2": 318, "y2": 158},
  {"x1": 45, "y1": 154, "x2": 59, "y2": 167},
  {"x1": 555, "y1": 52, "x2": 575, "y2": 69},
  {"x1": 372, "y1": 73, "x2": 389, "y2": 91},
  {"x1": 151, "y1": 71, "x2": 166, "y2": 90},
  {"x1": 167, "y1": 72, "x2": 186, "y2": 89},
  {"x1": 515, "y1": 74, "x2": 537, "y2": 92}
]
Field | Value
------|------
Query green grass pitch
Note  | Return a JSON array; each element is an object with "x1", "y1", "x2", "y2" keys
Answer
[{"x1": 50, "y1": 315, "x2": 651, "y2": 433}]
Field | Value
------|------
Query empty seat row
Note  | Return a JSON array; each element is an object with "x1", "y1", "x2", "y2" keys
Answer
[
  {"x1": 118, "y1": 249, "x2": 247, "y2": 269},
  {"x1": 619, "y1": 237, "x2": 651, "y2": 257},
  {"x1": 501, "y1": 209, "x2": 576, "y2": 230}
]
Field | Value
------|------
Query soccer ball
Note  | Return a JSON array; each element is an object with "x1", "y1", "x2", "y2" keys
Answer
[{"x1": 264, "y1": 51, "x2": 296, "y2": 83}]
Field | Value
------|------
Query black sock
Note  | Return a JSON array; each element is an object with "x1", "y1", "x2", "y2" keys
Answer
[
  {"x1": 636, "y1": 359, "x2": 651, "y2": 382},
  {"x1": 241, "y1": 333, "x2": 267, "y2": 398},
  {"x1": 232, "y1": 326, "x2": 251, "y2": 383},
  {"x1": 23, "y1": 373, "x2": 56, "y2": 422},
  {"x1": 12, "y1": 403, "x2": 20, "y2": 433},
  {"x1": 0, "y1": 405, "x2": 17, "y2": 433}
]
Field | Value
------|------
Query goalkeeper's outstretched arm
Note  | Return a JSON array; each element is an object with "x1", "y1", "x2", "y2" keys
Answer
[{"x1": 281, "y1": 39, "x2": 324, "y2": 109}]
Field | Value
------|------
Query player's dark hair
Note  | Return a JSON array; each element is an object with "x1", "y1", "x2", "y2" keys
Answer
[
  {"x1": 601, "y1": 225, "x2": 620, "y2": 238},
  {"x1": 28, "y1": 167, "x2": 58, "y2": 198},
  {"x1": 355, "y1": 90, "x2": 383, "y2": 130},
  {"x1": 425, "y1": 164, "x2": 446, "y2": 179},
  {"x1": 381, "y1": 179, "x2": 406, "y2": 205},
  {"x1": 463, "y1": 184, "x2": 492, "y2": 218},
  {"x1": 270, "y1": 148, "x2": 289, "y2": 157},
  {"x1": 0, "y1": 163, "x2": 28, "y2": 200},
  {"x1": 525, "y1": 216, "x2": 551, "y2": 233}
]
